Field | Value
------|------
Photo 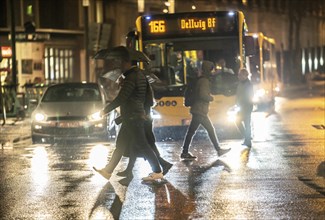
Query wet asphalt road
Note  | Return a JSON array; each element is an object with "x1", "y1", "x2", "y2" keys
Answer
[{"x1": 0, "y1": 83, "x2": 324, "y2": 219}]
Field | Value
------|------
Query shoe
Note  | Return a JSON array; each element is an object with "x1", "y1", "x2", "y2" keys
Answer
[
  {"x1": 118, "y1": 171, "x2": 133, "y2": 179},
  {"x1": 180, "y1": 152, "x2": 197, "y2": 160},
  {"x1": 216, "y1": 148, "x2": 231, "y2": 156},
  {"x1": 119, "y1": 177, "x2": 133, "y2": 186},
  {"x1": 242, "y1": 140, "x2": 252, "y2": 147},
  {"x1": 161, "y1": 162, "x2": 173, "y2": 175},
  {"x1": 116, "y1": 170, "x2": 132, "y2": 177},
  {"x1": 93, "y1": 167, "x2": 112, "y2": 180},
  {"x1": 142, "y1": 172, "x2": 163, "y2": 181}
]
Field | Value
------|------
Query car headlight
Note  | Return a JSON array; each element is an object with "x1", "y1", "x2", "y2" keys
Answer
[
  {"x1": 88, "y1": 111, "x2": 102, "y2": 121},
  {"x1": 34, "y1": 112, "x2": 47, "y2": 122}
]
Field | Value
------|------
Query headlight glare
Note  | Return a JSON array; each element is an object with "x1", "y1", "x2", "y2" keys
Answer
[
  {"x1": 34, "y1": 113, "x2": 46, "y2": 122},
  {"x1": 256, "y1": 89, "x2": 266, "y2": 97},
  {"x1": 253, "y1": 88, "x2": 266, "y2": 102},
  {"x1": 151, "y1": 109, "x2": 161, "y2": 119},
  {"x1": 88, "y1": 111, "x2": 102, "y2": 121},
  {"x1": 227, "y1": 105, "x2": 240, "y2": 122}
]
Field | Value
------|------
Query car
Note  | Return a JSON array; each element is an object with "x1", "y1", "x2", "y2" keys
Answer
[{"x1": 31, "y1": 82, "x2": 118, "y2": 144}]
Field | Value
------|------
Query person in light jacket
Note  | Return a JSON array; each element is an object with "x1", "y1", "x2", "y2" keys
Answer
[{"x1": 235, "y1": 68, "x2": 254, "y2": 147}]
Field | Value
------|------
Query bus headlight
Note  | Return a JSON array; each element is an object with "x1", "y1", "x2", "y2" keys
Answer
[
  {"x1": 227, "y1": 105, "x2": 240, "y2": 122},
  {"x1": 253, "y1": 88, "x2": 266, "y2": 102},
  {"x1": 151, "y1": 109, "x2": 161, "y2": 119}
]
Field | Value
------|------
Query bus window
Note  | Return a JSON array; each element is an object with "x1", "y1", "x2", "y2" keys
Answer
[
  {"x1": 247, "y1": 32, "x2": 281, "y2": 109},
  {"x1": 144, "y1": 43, "x2": 187, "y2": 87},
  {"x1": 263, "y1": 49, "x2": 270, "y2": 61},
  {"x1": 169, "y1": 51, "x2": 184, "y2": 84}
]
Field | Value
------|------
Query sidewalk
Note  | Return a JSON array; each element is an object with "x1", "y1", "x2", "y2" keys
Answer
[
  {"x1": 0, "y1": 117, "x2": 31, "y2": 148},
  {"x1": 280, "y1": 79, "x2": 325, "y2": 99}
]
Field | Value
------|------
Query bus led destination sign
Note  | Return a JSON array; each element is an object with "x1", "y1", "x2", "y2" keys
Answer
[
  {"x1": 142, "y1": 12, "x2": 237, "y2": 40},
  {"x1": 180, "y1": 18, "x2": 216, "y2": 31},
  {"x1": 148, "y1": 17, "x2": 216, "y2": 34}
]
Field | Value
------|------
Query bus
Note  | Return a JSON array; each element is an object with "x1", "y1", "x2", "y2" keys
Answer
[
  {"x1": 246, "y1": 32, "x2": 281, "y2": 109},
  {"x1": 127, "y1": 11, "x2": 254, "y2": 139}
]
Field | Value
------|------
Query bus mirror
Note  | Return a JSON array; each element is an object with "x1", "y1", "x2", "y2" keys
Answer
[
  {"x1": 263, "y1": 50, "x2": 270, "y2": 61},
  {"x1": 244, "y1": 36, "x2": 255, "y2": 56},
  {"x1": 126, "y1": 31, "x2": 138, "y2": 49}
]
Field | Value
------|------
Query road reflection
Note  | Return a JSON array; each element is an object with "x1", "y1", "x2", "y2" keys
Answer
[
  {"x1": 89, "y1": 181, "x2": 125, "y2": 220},
  {"x1": 30, "y1": 146, "x2": 49, "y2": 195},
  {"x1": 87, "y1": 143, "x2": 110, "y2": 170},
  {"x1": 142, "y1": 180, "x2": 196, "y2": 219}
]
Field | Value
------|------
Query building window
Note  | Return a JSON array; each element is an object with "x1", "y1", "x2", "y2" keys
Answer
[{"x1": 44, "y1": 47, "x2": 74, "y2": 83}]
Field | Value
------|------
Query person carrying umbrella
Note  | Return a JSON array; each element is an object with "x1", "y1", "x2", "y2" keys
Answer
[{"x1": 93, "y1": 46, "x2": 167, "y2": 181}]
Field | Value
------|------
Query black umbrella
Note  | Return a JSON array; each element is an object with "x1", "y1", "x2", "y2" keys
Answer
[{"x1": 93, "y1": 46, "x2": 150, "y2": 63}]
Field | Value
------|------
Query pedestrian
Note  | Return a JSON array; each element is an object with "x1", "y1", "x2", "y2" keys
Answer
[
  {"x1": 116, "y1": 79, "x2": 173, "y2": 179},
  {"x1": 235, "y1": 68, "x2": 254, "y2": 147},
  {"x1": 93, "y1": 46, "x2": 164, "y2": 181},
  {"x1": 216, "y1": 58, "x2": 234, "y2": 75},
  {"x1": 180, "y1": 60, "x2": 231, "y2": 160},
  {"x1": 186, "y1": 50, "x2": 204, "y2": 84},
  {"x1": 211, "y1": 58, "x2": 237, "y2": 96}
]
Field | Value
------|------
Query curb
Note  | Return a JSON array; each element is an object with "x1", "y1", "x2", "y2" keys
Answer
[{"x1": 13, "y1": 135, "x2": 32, "y2": 143}]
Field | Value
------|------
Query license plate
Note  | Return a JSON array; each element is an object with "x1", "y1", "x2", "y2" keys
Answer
[{"x1": 57, "y1": 121, "x2": 80, "y2": 128}]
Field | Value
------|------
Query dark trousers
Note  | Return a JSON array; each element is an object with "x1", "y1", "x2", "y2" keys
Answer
[
  {"x1": 236, "y1": 110, "x2": 252, "y2": 143},
  {"x1": 104, "y1": 118, "x2": 162, "y2": 173},
  {"x1": 124, "y1": 119, "x2": 169, "y2": 171},
  {"x1": 182, "y1": 113, "x2": 219, "y2": 153}
]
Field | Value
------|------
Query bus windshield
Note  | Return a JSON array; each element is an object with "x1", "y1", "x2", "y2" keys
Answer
[{"x1": 144, "y1": 40, "x2": 240, "y2": 97}]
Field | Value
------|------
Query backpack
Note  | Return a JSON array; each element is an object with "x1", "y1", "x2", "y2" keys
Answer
[{"x1": 183, "y1": 78, "x2": 198, "y2": 107}]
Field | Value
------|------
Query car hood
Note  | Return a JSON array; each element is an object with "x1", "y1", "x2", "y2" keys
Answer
[{"x1": 36, "y1": 101, "x2": 104, "y2": 117}]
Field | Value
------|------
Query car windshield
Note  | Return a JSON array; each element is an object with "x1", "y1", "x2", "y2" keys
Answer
[{"x1": 42, "y1": 84, "x2": 102, "y2": 102}]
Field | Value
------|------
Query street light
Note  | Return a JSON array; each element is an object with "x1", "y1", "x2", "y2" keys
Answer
[{"x1": 138, "y1": 0, "x2": 144, "y2": 14}]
